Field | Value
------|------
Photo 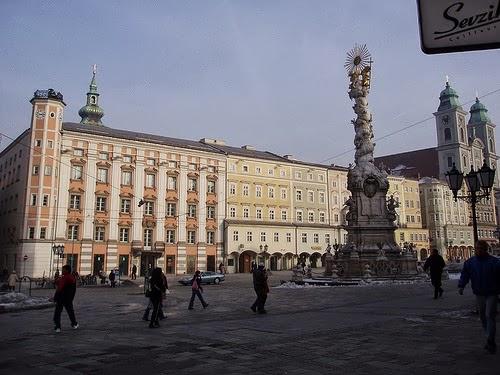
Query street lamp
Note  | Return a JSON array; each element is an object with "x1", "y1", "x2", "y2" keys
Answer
[
  {"x1": 52, "y1": 244, "x2": 65, "y2": 277},
  {"x1": 446, "y1": 161, "x2": 495, "y2": 244}
]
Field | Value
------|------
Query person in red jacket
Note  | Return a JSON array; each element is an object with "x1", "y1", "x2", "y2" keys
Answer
[{"x1": 50, "y1": 265, "x2": 78, "y2": 332}]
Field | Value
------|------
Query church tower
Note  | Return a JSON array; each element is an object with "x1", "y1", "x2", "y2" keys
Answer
[
  {"x1": 78, "y1": 65, "x2": 104, "y2": 125},
  {"x1": 468, "y1": 96, "x2": 499, "y2": 187},
  {"x1": 434, "y1": 80, "x2": 471, "y2": 179}
]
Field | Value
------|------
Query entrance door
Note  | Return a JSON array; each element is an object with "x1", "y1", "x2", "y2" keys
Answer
[
  {"x1": 140, "y1": 254, "x2": 156, "y2": 276},
  {"x1": 239, "y1": 253, "x2": 252, "y2": 273},
  {"x1": 166, "y1": 255, "x2": 175, "y2": 274},
  {"x1": 186, "y1": 255, "x2": 196, "y2": 274},
  {"x1": 66, "y1": 254, "x2": 78, "y2": 273},
  {"x1": 207, "y1": 255, "x2": 215, "y2": 272},
  {"x1": 93, "y1": 255, "x2": 105, "y2": 275},
  {"x1": 119, "y1": 255, "x2": 129, "y2": 276},
  {"x1": 270, "y1": 256, "x2": 278, "y2": 271}
]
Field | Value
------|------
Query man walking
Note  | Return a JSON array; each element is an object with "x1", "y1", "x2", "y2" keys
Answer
[
  {"x1": 51, "y1": 265, "x2": 78, "y2": 333},
  {"x1": 131, "y1": 264, "x2": 137, "y2": 280},
  {"x1": 458, "y1": 240, "x2": 500, "y2": 354},
  {"x1": 251, "y1": 264, "x2": 269, "y2": 314},
  {"x1": 423, "y1": 249, "x2": 446, "y2": 299}
]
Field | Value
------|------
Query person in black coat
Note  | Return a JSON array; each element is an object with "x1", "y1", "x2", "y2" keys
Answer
[
  {"x1": 148, "y1": 267, "x2": 166, "y2": 328},
  {"x1": 250, "y1": 264, "x2": 269, "y2": 314},
  {"x1": 188, "y1": 270, "x2": 208, "y2": 310},
  {"x1": 423, "y1": 249, "x2": 446, "y2": 299}
]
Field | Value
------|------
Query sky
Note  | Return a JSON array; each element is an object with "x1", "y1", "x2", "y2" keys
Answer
[{"x1": 1, "y1": 0, "x2": 499, "y2": 167}]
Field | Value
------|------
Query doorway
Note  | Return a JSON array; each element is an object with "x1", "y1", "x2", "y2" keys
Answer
[
  {"x1": 66, "y1": 254, "x2": 78, "y2": 273},
  {"x1": 207, "y1": 255, "x2": 215, "y2": 271},
  {"x1": 93, "y1": 254, "x2": 105, "y2": 275},
  {"x1": 166, "y1": 255, "x2": 175, "y2": 274},
  {"x1": 270, "y1": 256, "x2": 278, "y2": 271},
  {"x1": 119, "y1": 255, "x2": 129, "y2": 276},
  {"x1": 141, "y1": 254, "x2": 156, "y2": 276},
  {"x1": 186, "y1": 255, "x2": 196, "y2": 274}
]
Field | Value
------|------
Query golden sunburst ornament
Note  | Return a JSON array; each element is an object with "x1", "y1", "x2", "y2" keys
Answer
[{"x1": 344, "y1": 44, "x2": 372, "y2": 74}]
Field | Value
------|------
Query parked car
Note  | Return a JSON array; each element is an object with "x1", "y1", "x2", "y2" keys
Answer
[{"x1": 178, "y1": 271, "x2": 225, "y2": 286}]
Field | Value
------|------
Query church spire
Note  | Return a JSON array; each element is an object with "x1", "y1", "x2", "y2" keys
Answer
[
  {"x1": 437, "y1": 79, "x2": 462, "y2": 112},
  {"x1": 78, "y1": 65, "x2": 104, "y2": 125}
]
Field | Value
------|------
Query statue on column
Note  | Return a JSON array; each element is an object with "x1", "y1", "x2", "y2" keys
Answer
[{"x1": 324, "y1": 244, "x2": 334, "y2": 277}]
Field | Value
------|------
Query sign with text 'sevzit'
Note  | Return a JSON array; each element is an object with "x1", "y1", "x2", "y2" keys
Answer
[{"x1": 417, "y1": 0, "x2": 500, "y2": 54}]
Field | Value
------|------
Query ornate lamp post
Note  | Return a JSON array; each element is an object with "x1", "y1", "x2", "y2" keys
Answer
[
  {"x1": 446, "y1": 161, "x2": 496, "y2": 244},
  {"x1": 52, "y1": 244, "x2": 65, "y2": 276}
]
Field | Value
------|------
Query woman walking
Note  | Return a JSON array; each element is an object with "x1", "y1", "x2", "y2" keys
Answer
[
  {"x1": 188, "y1": 270, "x2": 208, "y2": 310},
  {"x1": 148, "y1": 267, "x2": 165, "y2": 328}
]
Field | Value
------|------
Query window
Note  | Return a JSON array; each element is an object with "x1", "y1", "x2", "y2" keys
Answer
[
  {"x1": 319, "y1": 174, "x2": 325, "y2": 182},
  {"x1": 447, "y1": 156, "x2": 453, "y2": 168},
  {"x1": 168, "y1": 161, "x2": 177, "y2": 168},
  {"x1": 42, "y1": 194, "x2": 49, "y2": 207},
  {"x1": 243, "y1": 184, "x2": 249, "y2": 196},
  {"x1": 296, "y1": 210, "x2": 303, "y2": 222},
  {"x1": 319, "y1": 192, "x2": 325, "y2": 204},
  {"x1": 243, "y1": 207, "x2": 249, "y2": 218},
  {"x1": 35, "y1": 139, "x2": 42, "y2": 147},
  {"x1": 255, "y1": 167, "x2": 261, "y2": 174},
  {"x1": 94, "y1": 226, "x2": 105, "y2": 241},
  {"x1": 123, "y1": 155, "x2": 132, "y2": 163},
  {"x1": 281, "y1": 210, "x2": 288, "y2": 221},
  {"x1": 188, "y1": 178, "x2": 197, "y2": 192},
  {"x1": 247, "y1": 231, "x2": 253, "y2": 241},
  {"x1": 229, "y1": 206, "x2": 236, "y2": 218},
  {"x1": 44, "y1": 165, "x2": 52, "y2": 176},
  {"x1": 444, "y1": 128, "x2": 451, "y2": 141},
  {"x1": 242, "y1": 165, "x2": 249, "y2": 173},
  {"x1": 256, "y1": 208, "x2": 262, "y2": 219},
  {"x1": 73, "y1": 148, "x2": 84, "y2": 157},
  {"x1": 70, "y1": 195, "x2": 81, "y2": 209},
  {"x1": 146, "y1": 158, "x2": 155, "y2": 166},
  {"x1": 188, "y1": 205, "x2": 197, "y2": 218},
  {"x1": 166, "y1": 203, "x2": 176, "y2": 217},
  {"x1": 40, "y1": 227, "x2": 46, "y2": 239},
  {"x1": 296, "y1": 190, "x2": 302, "y2": 201},
  {"x1": 255, "y1": 185, "x2": 262, "y2": 198},
  {"x1": 260, "y1": 232, "x2": 266, "y2": 242},
  {"x1": 207, "y1": 206, "x2": 215, "y2": 219},
  {"x1": 268, "y1": 168, "x2": 274, "y2": 176},
  {"x1": 28, "y1": 227, "x2": 35, "y2": 239},
  {"x1": 68, "y1": 225, "x2": 79, "y2": 240},
  {"x1": 97, "y1": 168, "x2": 108, "y2": 183},
  {"x1": 121, "y1": 199, "x2": 131, "y2": 213},
  {"x1": 325, "y1": 234, "x2": 330, "y2": 244},
  {"x1": 229, "y1": 163, "x2": 236, "y2": 172},
  {"x1": 121, "y1": 171, "x2": 132, "y2": 185},
  {"x1": 301, "y1": 233, "x2": 307, "y2": 243},
  {"x1": 307, "y1": 173, "x2": 313, "y2": 181},
  {"x1": 146, "y1": 174, "x2": 156, "y2": 188},
  {"x1": 96, "y1": 197, "x2": 107, "y2": 212},
  {"x1": 286, "y1": 233, "x2": 292, "y2": 242},
  {"x1": 269, "y1": 209, "x2": 275, "y2": 220},
  {"x1": 99, "y1": 152, "x2": 108, "y2": 160},
  {"x1": 167, "y1": 176, "x2": 177, "y2": 190},
  {"x1": 30, "y1": 194, "x2": 37, "y2": 206},
  {"x1": 274, "y1": 232, "x2": 279, "y2": 242},
  {"x1": 233, "y1": 231, "x2": 239, "y2": 241},
  {"x1": 187, "y1": 230, "x2": 196, "y2": 244},
  {"x1": 144, "y1": 201, "x2": 154, "y2": 215},
  {"x1": 295, "y1": 171, "x2": 302, "y2": 179},
  {"x1": 314, "y1": 233, "x2": 319, "y2": 243},
  {"x1": 308, "y1": 211, "x2": 314, "y2": 222},
  {"x1": 207, "y1": 231, "x2": 215, "y2": 244},
  {"x1": 319, "y1": 212, "x2": 325, "y2": 223},
  {"x1": 71, "y1": 165, "x2": 83, "y2": 180},
  {"x1": 119, "y1": 228, "x2": 129, "y2": 242},
  {"x1": 207, "y1": 180, "x2": 216, "y2": 193},
  {"x1": 229, "y1": 183, "x2": 236, "y2": 195},
  {"x1": 144, "y1": 229, "x2": 153, "y2": 247},
  {"x1": 281, "y1": 188, "x2": 287, "y2": 200},
  {"x1": 268, "y1": 187, "x2": 275, "y2": 198},
  {"x1": 166, "y1": 230, "x2": 175, "y2": 244},
  {"x1": 32, "y1": 165, "x2": 40, "y2": 175},
  {"x1": 280, "y1": 169, "x2": 286, "y2": 177}
]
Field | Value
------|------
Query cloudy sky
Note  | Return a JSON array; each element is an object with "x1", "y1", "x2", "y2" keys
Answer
[{"x1": 1, "y1": 1, "x2": 499, "y2": 166}]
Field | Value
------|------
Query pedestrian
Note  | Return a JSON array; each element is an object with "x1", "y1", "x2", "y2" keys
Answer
[
  {"x1": 131, "y1": 264, "x2": 137, "y2": 280},
  {"x1": 250, "y1": 264, "x2": 269, "y2": 314},
  {"x1": 251, "y1": 261, "x2": 257, "y2": 273},
  {"x1": 50, "y1": 265, "x2": 78, "y2": 333},
  {"x1": 54, "y1": 269, "x2": 60, "y2": 280},
  {"x1": 423, "y1": 249, "x2": 446, "y2": 299},
  {"x1": 219, "y1": 262, "x2": 225, "y2": 275},
  {"x1": 109, "y1": 270, "x2": 116, "y2": 287},
  {"x1": 188, "y1": 270, "x2": 208, "y2": 310},
  {"x1": 147, "y1": 267, "x2": 165, "y2": 328},
  {"x1": 458, "y1": 240, "x2": 500, "y2": 354},
  {"x1": 7, "y1": 270, "x2": 18, "y2": 292}
]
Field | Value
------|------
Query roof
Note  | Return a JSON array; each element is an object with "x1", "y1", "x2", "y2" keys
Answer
[
  {"x1": 374, "y1": 147, "x2": 439, "y2": 179},
  {"x1": 0, "y1": 129, "x2": 30, "y2": 158}
]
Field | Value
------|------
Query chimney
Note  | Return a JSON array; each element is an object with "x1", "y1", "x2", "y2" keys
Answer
[
  {"x1": 283, "y1": 154, "x2": 295, "y2": 160},
  {"x1": 241, "y1": 145, "x2": 255, "y2": 150},
  {"x1": 200, "y1": 138, "x2": 226, "y2": 145}
]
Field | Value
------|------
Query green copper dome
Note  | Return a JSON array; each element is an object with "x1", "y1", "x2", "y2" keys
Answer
[
  {"x1": 438, "y1": 81, "x2": 462, "y2": 111},
  {"x1": 79, "y1": 66, "x2": 104, "y2": 125},
  {"x1": 469, "y1": 97, "x2": 490, "y2": 124}
]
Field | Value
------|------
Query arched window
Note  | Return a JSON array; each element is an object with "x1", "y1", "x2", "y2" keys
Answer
[
  {"x1": 444, "y1": 128, "x2": 451, "y2": 141},
  {"x1": 489, "y1": 138, "x2": 495, "y2": 152},
  {"x1": 460, "y1": 128, "x2": 465, "y2": 142},
  {"x1": 90, "y1": 96, "x2": 96, "y2": 104}
]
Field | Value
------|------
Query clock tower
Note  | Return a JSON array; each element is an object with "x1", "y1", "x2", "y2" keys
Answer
[{"x1": 434, "y1": 80, "x2": 470, "y2": 180}]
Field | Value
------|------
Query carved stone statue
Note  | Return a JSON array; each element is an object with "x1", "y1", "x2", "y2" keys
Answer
[
  {"x1": 344, "y1": 197, "x2": 357, "y2": 224},
  {"x1": 386, "y1": 194, "x2": 399, "y2": 222},
  {"x1": 324, "y1": 245, "x2": 334, "y2": 277}
]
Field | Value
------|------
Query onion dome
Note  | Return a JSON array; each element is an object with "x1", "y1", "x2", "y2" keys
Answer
[
  {"x1": 468, "y1": 97, "x2": 490, "y2": 124},
  {"x1": 437, "y1": 81, "x2": 461, "y2": 111},
  {"x1": 79, "y1": 65, "x2": 104, "y2": 125}
]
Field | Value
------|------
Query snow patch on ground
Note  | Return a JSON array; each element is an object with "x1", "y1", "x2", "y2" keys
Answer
[
  {"x1": 447, "y1": 273, "x2": 461, "y2": 280},
  {"x1": 0, "y1": 292, "x2": 52, "y2": 312},
  {"x1": 274, "y1": 282, "x2": 329, "y2": 289}
]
